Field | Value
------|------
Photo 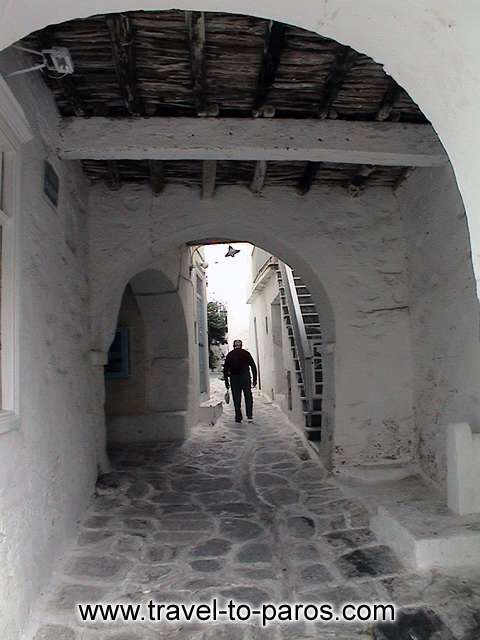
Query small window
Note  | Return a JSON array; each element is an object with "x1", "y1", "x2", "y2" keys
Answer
[
  {"x1": 265, "y1": 315, "x2": 269, "y2": 335},
  {"x1": 105, "y1": 327, "x2": 130, "y2": 379}
]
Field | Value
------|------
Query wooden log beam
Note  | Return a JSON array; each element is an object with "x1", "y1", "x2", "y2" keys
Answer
[
  {"x1": 57, "y1": 118, "x2": 448, "y2": 168},
  {"x1": 253, "y1": 21, "x2": 286, "y2": 117},
  {"x1": 185, "y1": 12, "x2": 216, "y2": 116},
  {"x1": 202, "y1": 160, "x2": 216, "y2": 199},
  {"x1": 148, "y1": 160, "x2": 164, "y2": 195},
  {"x1": 348, "y1": 165, "x2": 377, "y2": 196},
  {"x1": 298, "y1": 162, "x2": 321, "y2": 195},
  {"x1": 38, "y1": 27, "x2": 86, "y2": 117},
  {"x1": 393, "y1": 166, "x2": 416, "y2": 192},
  {"x1": 106, "y1": 14, "x2": 140, "y2": 116},
  {"x1": 250, "y1": 160, "x2": 267, "y2": 194},
  {"x1": 317, "y1": 45, "x2": 359, "y2": 119},
  {"x1": 106, "y1": 160, "x2": 121, "y2": 190},
  {"x1": 376, "y1": 77, "x2": 403, "y2": 122}
]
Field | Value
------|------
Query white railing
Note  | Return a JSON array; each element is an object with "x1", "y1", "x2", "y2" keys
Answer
[{"x1": 279, "y1": 262, "x2": 314, "y2": 415}]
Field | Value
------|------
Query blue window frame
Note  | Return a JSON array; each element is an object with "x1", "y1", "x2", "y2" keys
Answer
[{"x1": 105, "y1": 327, "x2": 130, "y2": 379}]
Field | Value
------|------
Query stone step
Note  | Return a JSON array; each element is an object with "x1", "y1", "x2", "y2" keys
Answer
[{"x1": 338, "y1": 473, "x2": 480, "y2": 572}]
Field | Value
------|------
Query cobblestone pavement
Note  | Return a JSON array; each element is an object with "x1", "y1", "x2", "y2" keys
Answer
[{"x1": 27, "y1": 396, "x2": 480, "y2": 640}]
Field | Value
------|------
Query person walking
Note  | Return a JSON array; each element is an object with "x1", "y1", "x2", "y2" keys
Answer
[{"x1": 223, "y1": 339, "x2": 258, "y2": 423}]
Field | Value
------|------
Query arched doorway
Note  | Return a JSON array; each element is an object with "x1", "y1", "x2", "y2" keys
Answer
[{"x1": 104, "y1": 267, "x2": 192, "y2": 444}]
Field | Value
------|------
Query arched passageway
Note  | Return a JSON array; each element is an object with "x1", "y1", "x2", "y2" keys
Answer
[
  {"x1": 0, "y1": 6, "x2": 480, "y2": 640},
  {"x1": 105, "y1": 268, "x2": 192, "y2": 444}
]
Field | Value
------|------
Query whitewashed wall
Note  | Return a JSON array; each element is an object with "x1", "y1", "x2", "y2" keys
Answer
[
  {"x1": 89, "y1": 182, "x2": 415, "y2": 474},
  {"x1": 399, "y1": 166, "x2": 480, "y2": 491},
  {"x1": 249, "y1": 264, "x2": 281, "y2": 400},
  {"x1": 0, "y1": 52, "x2": 100, "y2": 640}
]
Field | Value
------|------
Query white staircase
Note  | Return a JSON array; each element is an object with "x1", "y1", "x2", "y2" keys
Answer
[{"x1": 277, "y1": 263, "x2": 323, "y2": 441}]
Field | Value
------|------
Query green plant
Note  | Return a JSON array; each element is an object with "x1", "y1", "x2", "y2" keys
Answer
[{"x1": 207, "y1": 300, "x2": 228, "y2": 369}]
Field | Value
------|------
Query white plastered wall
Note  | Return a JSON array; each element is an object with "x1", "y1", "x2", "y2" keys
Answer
[
  {"x1": 89, "y1": 182, "x2": 415, "y2": 473},
  {"x1": 0, "y1": 50, "x2": 101, "y2": 640},
  {"x1": 399, "y1": 165, "x2": 480, "y2": 491},
  {"x1": 249, "y1": 262, "x2": 281, "y2": 400}
]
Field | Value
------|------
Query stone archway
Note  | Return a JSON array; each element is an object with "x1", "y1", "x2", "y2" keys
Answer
[
  {"x1": 93, "y1": 226, "x2": 336, "y2": 465},
  {"x1": 88, "y1": 181, "x2": 418, "y2": 476},
  {"x1": 1, "y1": 1, "x2": 480, "y2": 299}
]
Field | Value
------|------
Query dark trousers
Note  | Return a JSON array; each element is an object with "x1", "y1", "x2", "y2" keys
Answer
[{"x1": 230, "y1": 373, "x2": 253, "y2": 421}]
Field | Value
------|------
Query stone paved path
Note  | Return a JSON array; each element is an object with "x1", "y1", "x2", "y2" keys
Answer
[{"x1": 27, "y1": 395, "x2": 480, "y2": 640}]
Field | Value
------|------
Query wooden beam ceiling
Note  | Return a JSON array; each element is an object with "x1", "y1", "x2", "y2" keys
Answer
[
  {"x1": 106, "y1": 14, "x2": 141, "y2": 116},
  {"x1": 252, "y1": 21, "x2": 287, "y2": 117},
  {"x1": 317, "y1": 45, "x2": 359, "y2": 119},
  {"x1": 58, "y1": 117, "x2": 448, "y2": 167}
]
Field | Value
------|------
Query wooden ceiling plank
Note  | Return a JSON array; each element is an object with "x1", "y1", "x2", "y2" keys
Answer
[
  {"x1": 298, "y1": 161, "x2": 321, "y2": 195},
  {"x1": 250, "y1": 160, "x2": 268, "y2": 194},
  {"x1": 252, "y1": 21, "x2": 287, "y2": 117},
  {"x1": 202, "y1": 160, "x2": 216, "y2": 198},
  {"x1": 317, "y1": 45, "x2": 359, "y2": 119},
  {"x1": 106, "y1": 13, "x2": 141, "y2": 116}
]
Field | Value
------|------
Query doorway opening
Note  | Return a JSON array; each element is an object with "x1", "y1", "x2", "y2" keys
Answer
[{"x1": 201, "y1": 241, "x2": 330, "y2": 446}]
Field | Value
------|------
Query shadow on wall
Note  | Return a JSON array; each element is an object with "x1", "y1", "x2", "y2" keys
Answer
[{"x1": 105, "y1": 268, "x2": 190, "y2": 444}]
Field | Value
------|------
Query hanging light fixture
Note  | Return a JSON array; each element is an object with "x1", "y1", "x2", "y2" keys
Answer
[{"x1": 225, "y1": 245, "x2": 240, "y2": 258}]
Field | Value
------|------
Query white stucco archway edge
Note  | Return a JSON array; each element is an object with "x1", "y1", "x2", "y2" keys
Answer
[{"x1": 1, "y1": 1, "x2": 479, "y2": 301}]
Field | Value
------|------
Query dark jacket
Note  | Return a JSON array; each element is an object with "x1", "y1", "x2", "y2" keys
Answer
[{"x1": 223, "y1": 348, "x2": 257, "y2": 386}]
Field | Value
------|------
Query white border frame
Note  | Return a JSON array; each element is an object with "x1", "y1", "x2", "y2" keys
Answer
[{"x1": 0, "y1": 75, "x2": 32, "y2": 434}]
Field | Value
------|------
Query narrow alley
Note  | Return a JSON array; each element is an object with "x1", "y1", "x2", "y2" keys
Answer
[{"x1": 28, "y1": 390, "x2": 480, "y2": 640}]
